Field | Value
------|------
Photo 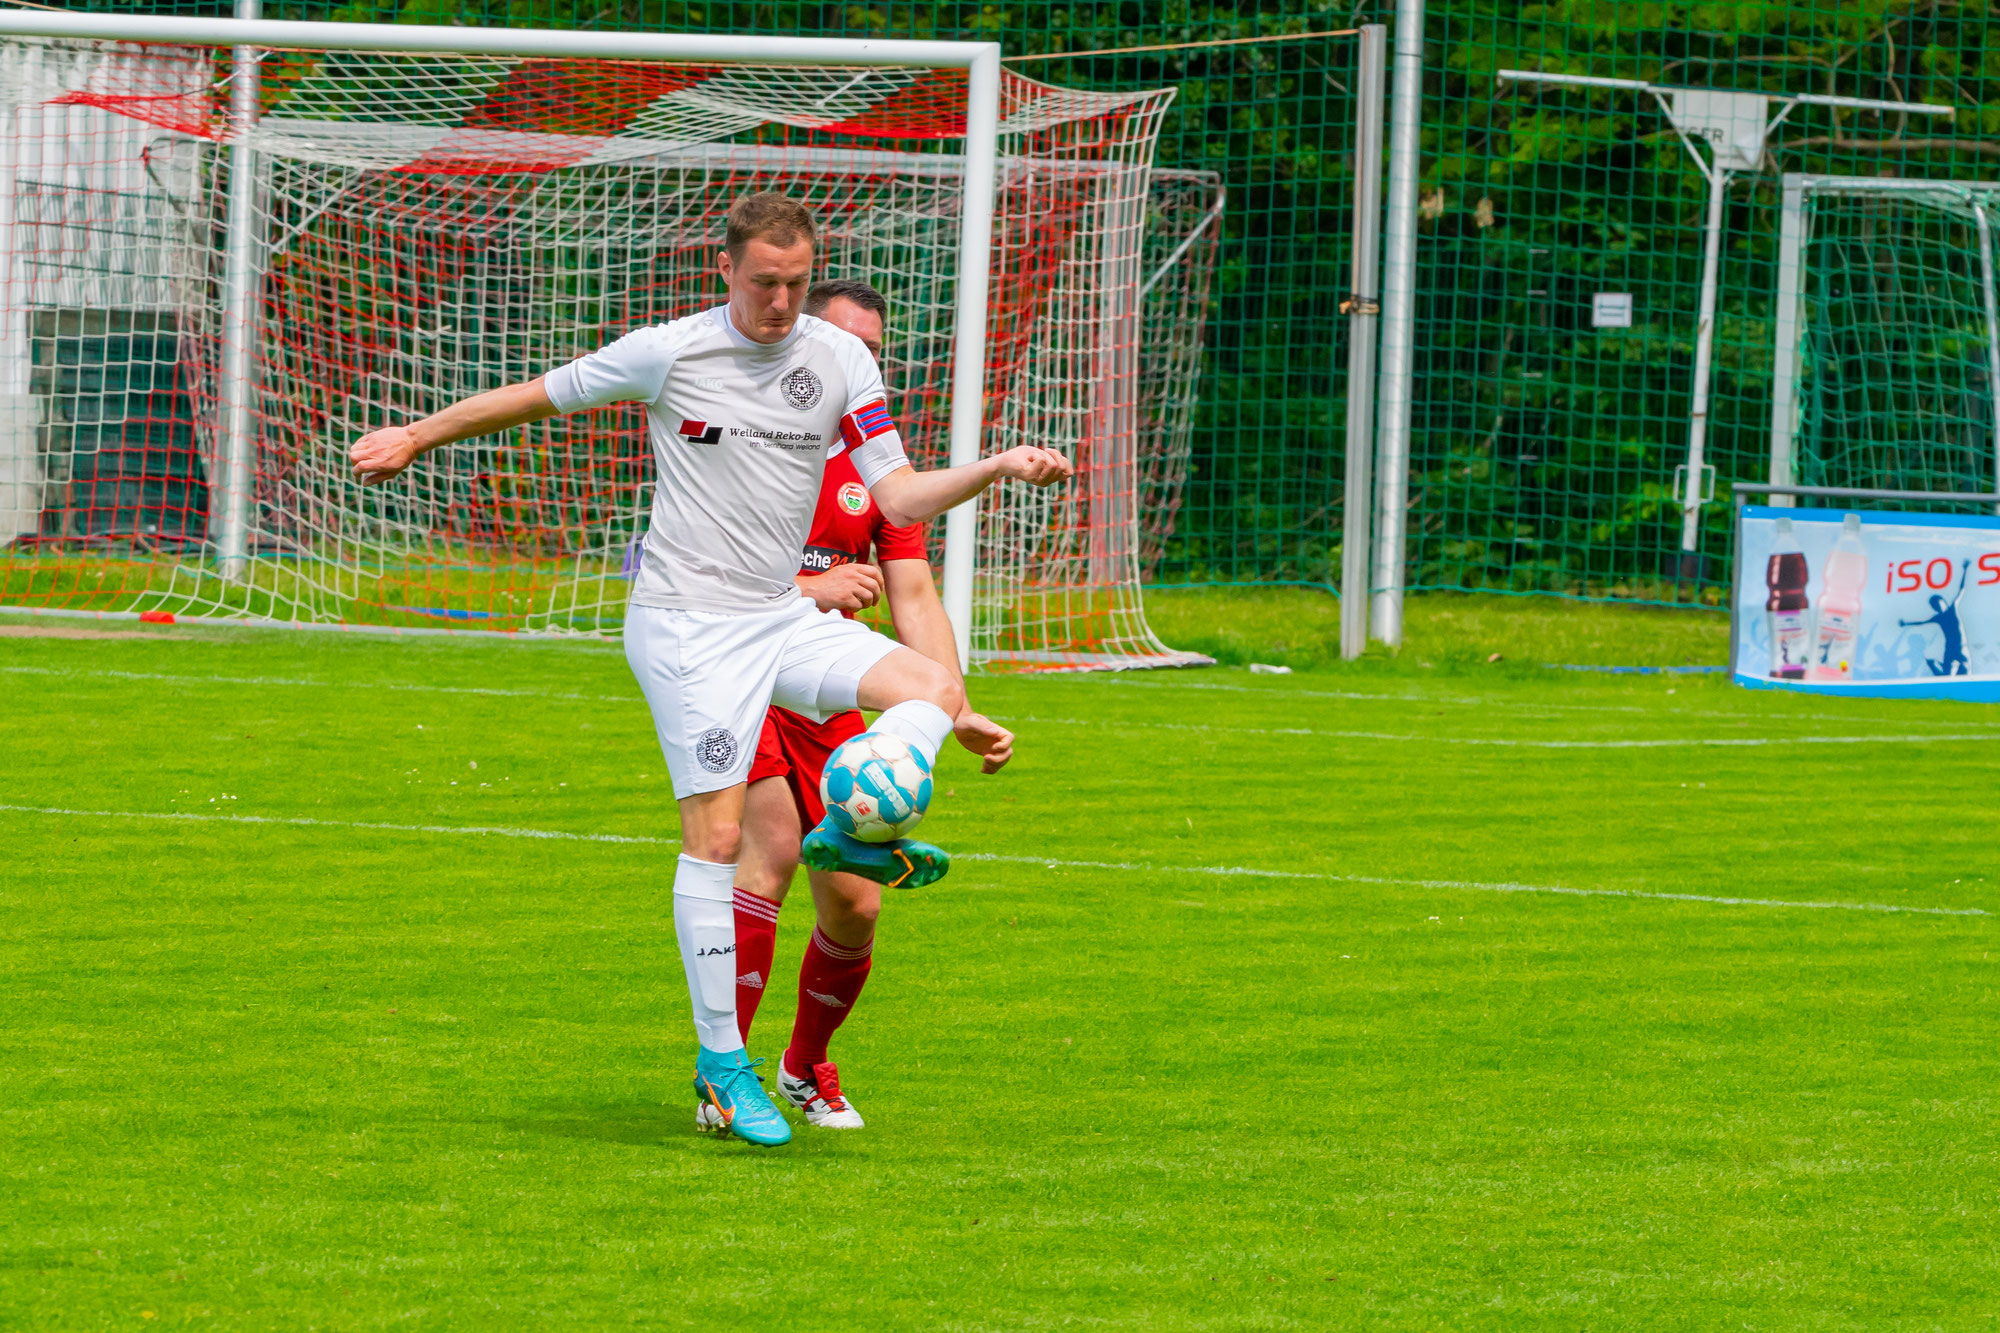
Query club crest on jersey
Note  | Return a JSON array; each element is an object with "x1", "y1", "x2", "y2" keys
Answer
[
  {"x1": 781, "y1": 367, "x2": 824, "y2": 410},
  {"x1": 838, "y1": 482, "x2": 870, "y2": 515},
  {"x1": 678, "y1": 419, "x2": 723, "y2": 444},
  {"x1": 696, "y1": 727, "x2": 737, "y2": 773}
]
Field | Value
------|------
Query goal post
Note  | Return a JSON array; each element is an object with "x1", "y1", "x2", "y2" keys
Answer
[
  {"x1": 1772, "y1": 174, "x2": 2000, "y2": 505},
  {"x1": 0, "y1": 11, "x2": 1209, "y2": 669}
]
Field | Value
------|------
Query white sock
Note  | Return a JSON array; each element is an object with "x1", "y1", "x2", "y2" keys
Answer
[
  {"x1": 870, "y1": 699, "x2": 953, "y2": 767},
  {"x1": 672, "y1": 853, "x2": 742, "y2": 1054}
]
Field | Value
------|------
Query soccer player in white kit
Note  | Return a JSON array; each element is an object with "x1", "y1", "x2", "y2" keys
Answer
[{"x1": 348, "y1": 193, "x2": 1071, "y2": 1146}]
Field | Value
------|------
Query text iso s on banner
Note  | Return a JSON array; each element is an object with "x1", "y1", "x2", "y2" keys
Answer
[{"x1": 1732, "y1": 506, "x2": 2000, "y2": 701}]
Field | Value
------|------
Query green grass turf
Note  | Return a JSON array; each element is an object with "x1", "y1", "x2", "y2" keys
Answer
[{"x1": 2, "y1": 597, "x2": 1997, "y2": 1329}]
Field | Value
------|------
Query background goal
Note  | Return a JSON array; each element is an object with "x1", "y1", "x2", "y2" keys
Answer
[
  {"x1": 0, "y1": 18, "x2": 1217, "y2": 669},
  {"x1": 1772, "y1": 175, "x2": 2000, "y2": 502}
]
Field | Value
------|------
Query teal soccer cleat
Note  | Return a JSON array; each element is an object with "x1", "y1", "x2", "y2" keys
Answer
[
  {"x1": 692, "y1": 1047, "x2": 792, "y2": 1146},
  {"x1": 799, "y1": 819, "x2": 949, "y2": 889}
]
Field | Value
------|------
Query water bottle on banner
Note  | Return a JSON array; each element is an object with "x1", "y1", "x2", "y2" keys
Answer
[
  {"x1": 1765, "y1": 517, "x2": 1811, "y2": 679},
  {"x1": 1809, "y1": 514, "x2": 1868, "y2": 681}
]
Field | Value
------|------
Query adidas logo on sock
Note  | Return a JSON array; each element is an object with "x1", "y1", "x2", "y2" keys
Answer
[
  {"x1": 806, "y1": 988, "x2": 847, "y2": 1008},
  {"x1": 737, "y1": 971, "x2": 764, "y2": 989}
]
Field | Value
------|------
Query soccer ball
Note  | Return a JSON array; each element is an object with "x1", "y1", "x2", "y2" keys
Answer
[{"x1": 819, "y1": 733, "x2": 933, "y2": 843}]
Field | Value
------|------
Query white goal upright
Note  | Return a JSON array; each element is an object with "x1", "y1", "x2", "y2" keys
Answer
[{"x1": 0, "y1": 12, "x2": 1214, "y2": 669}]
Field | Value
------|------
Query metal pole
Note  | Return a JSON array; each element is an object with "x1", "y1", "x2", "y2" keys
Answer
[
  {"x1": 215, "y1": 0, "x2": 261, "y2": 582},
  {"x1": 940, "y1": 44, "x2": 1002, "y2": 673},
  {"x1": 1767, "y1": 173, "x2": 1806, "y2": 507},
  {"x1": 1085, "y1": 150, "x2": 1145, "y2": 591},
  {"x1": 1340, "y1": 24, "x2": 1386, "y2": 660},
  {"x1": 1970, "y1": 201, "x2": 2000, "y2": 515},
  {"x1": 0, "y1": 83, "x2": 31, "y2": 544},
  {"x1": 1676, "y1": 165, "x2": 1731, "y2": 578},
  {"x1": 1369, "y1": 0, "x2": 1423, "y2": 648}
]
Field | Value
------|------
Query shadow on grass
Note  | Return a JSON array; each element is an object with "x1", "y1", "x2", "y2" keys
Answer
[
  {"x1": 490, "y1": 1102, "x2": 702, "y2": 1148},
  {"x1": 485, "y1": 1102, "x2": 857, "y2": 1162}
]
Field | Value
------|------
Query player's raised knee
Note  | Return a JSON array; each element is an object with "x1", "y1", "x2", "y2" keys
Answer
[
  {"x1": 857, "y1": 645, "x2": 963, "y2": 718},
  {"x1": 927, "y1": 666, "x2": 966, "y2": 721},
  {"x1": 908, "y1": 656, "x2": 964, "y2": 720}
]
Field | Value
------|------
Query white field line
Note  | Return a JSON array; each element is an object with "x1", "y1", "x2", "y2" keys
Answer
[
  {"x1": 1101, "y1": 675, "x2": 2000, "y2": 728},
  {"x1": 0, "y1": 663, "x2": 1601, "y2": 714},
  {"x1": 10, "y1": 663, "x2": 1643, "y2": 720},
  {"x1": 12, "y1": 663, "x2": 1999, "y2": 733},
  {"x1": 1107, "y1": 676, "x2": 1662, "y2": 712},
  {"x1": 2, "y1": 803, "x2": 1982, "y2": 918},
  {"x1": 1005, "y1": 713, "x2": 2000, "y2": 748},
  {"x1": 11, "y1": 666, "x2": 1990, "y2": 745},
  {"x1": 0, "y1": 664, "x2": 636, "y2": 704},
  {"x1": 1, "y1": 663, "x2": 1643, "y2": 726},
  {"x1": 956, "y1": 853, "x2": 1987, "y2": 917},
  {"x1": 0, "y1": 803, "x2": 675, "y2": 846}
]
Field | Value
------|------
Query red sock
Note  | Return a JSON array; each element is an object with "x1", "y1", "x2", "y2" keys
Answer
[
  {"x1": 785, "y1": 926, "x2": 873, "y2": 1078},
  {"x1": 732, "y1": 889, "x2": 780, "y2": 1044}
]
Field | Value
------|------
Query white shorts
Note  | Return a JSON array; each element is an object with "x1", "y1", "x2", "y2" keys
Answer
[{"x1": 624, "y1": 596, "x2": 902, "y2": 798}]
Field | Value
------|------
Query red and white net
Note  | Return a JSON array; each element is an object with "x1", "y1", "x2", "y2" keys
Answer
[{"x1": 0, "y1": 36, "x2": 1216, "y2": 666}]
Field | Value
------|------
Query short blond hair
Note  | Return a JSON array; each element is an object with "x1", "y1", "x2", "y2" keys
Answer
[{"x1": 725, "y1": 192, "x2": 816, "y2": 259}]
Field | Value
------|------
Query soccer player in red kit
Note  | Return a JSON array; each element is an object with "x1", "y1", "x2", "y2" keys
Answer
[{"x1": 728, "y1": 279, "x2": 1012, "y2": 1130}]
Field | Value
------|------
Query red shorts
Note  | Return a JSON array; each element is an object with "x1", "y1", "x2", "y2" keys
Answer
[{"x1": 747, "y1": 705, "x2": 867, "y2": 828}]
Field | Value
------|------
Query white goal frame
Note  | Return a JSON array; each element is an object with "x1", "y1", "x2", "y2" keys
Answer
[
  {"x1": 0, "y1": 10, "x2": 1003, "y2": 669},
  {"x1": 1769, "y1": 172, "x2": 2000, "y2": 506}
]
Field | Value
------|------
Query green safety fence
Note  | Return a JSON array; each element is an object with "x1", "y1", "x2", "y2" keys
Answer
[
  {"x1": 44, "y1": 0, "x2": 1363, "y2": 595},
  {"x1": 26, "y1": 1, "x2": 2000, "y2": 608},
  {"x1": 1422, "y1": 3, "x2": 2000, "y2": 606}
]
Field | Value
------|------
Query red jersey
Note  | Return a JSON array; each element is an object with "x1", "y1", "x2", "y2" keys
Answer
[
  {"x1": 748, "y1": 453, "x2": 928, "y2": 820},
  {"x1": 799, "y1": 449, "x2": 927, "y2": 616}
]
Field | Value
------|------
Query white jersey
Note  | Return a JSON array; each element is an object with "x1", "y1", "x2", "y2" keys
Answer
[{"x1": 544, "y1": 306, "x2": 910, "y2": 614}]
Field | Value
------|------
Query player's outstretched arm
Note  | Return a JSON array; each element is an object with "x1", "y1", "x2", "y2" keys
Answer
[
  {"x1": 867, "y1": 446, "x2": 1071, "y2": 528},
  {"x1": 881, "y1": 558, "x2": 1012, "y2": 774},
  {"x1": 349, "y1": 378, "x2": 559, "y2": 487}
]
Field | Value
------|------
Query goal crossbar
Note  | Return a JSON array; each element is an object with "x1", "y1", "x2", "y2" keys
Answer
[
  {"x1": 0, "y1": 12, "x2": 1002, "y2": 668},
  {"x1": 0, "y1": 12, "x2": 1000, "y2": 70}
]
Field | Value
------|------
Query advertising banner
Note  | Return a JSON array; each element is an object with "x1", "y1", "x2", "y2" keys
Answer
[{"x1": 1732, "y1": 505, "x2": 2000, "y2": 701}]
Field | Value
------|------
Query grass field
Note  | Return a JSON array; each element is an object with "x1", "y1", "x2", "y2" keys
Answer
[{"x1": 3, "y1": 592, "x2": 1997, "y2": 1329}]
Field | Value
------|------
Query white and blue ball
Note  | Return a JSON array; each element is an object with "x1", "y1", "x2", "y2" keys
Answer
[{"x1": 820, "y1": 733, "x2": 934, "y2": 843}]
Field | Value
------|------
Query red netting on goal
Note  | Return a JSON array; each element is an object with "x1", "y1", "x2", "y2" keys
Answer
[{"x1": 0, "y1": 36, "x2": 1218, "y2": 667}]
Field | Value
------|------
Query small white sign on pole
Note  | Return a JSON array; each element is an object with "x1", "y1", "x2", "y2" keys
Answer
[{"x1": 1591, "y1": 292, "x2": 1633, "y2": 328}]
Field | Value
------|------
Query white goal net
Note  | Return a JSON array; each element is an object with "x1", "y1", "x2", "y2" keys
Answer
[
  {"x1": 1773, "y1": 174, "x2": 2000, "y2": 499},
  {"x1": 0, "y1": 26, "x2": 1217, "y2": 668}
]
